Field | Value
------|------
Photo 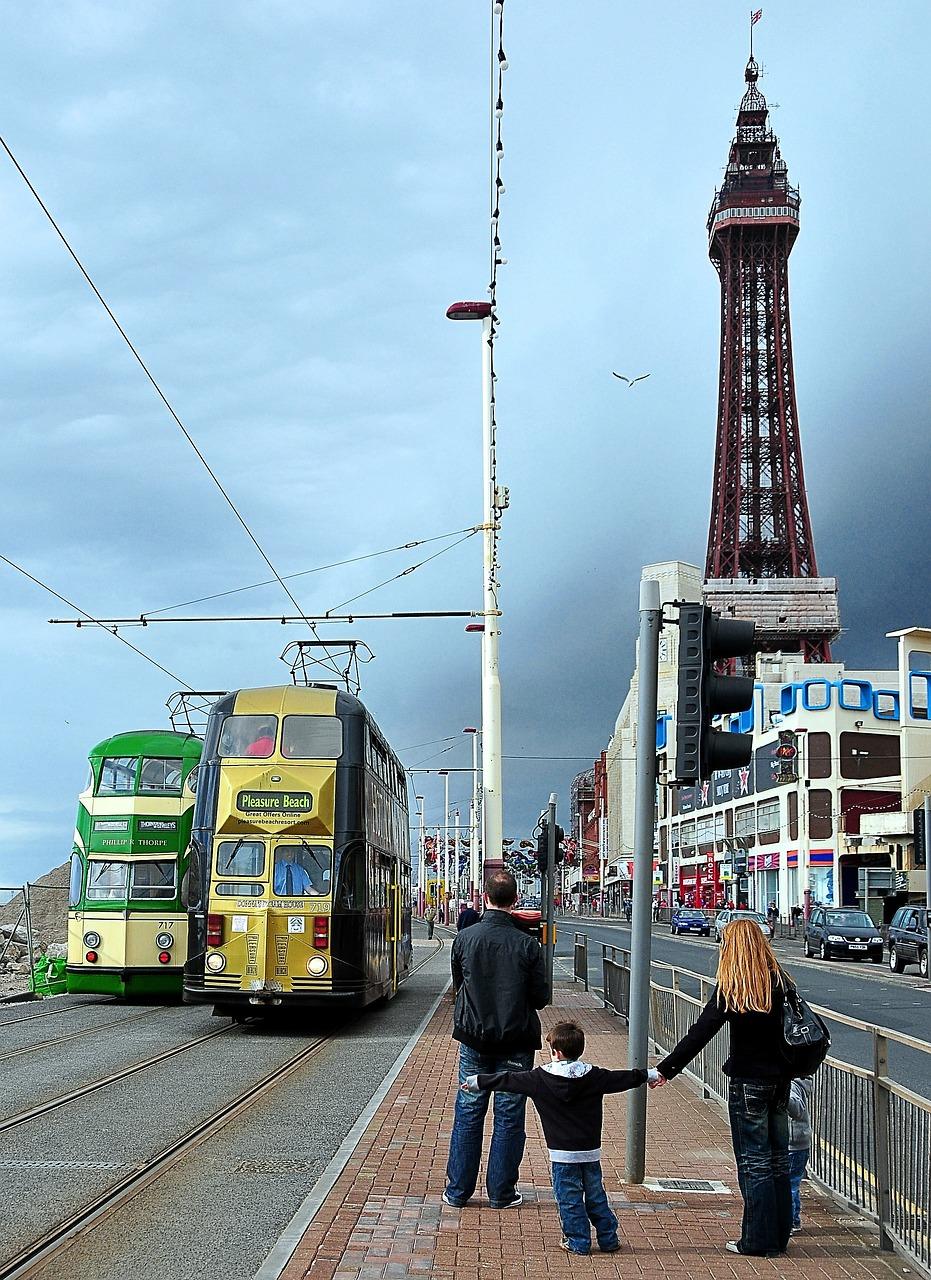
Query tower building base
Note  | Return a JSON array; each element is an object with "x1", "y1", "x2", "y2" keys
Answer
[{"x1": 703, "y1": 577, "x2": 840, "y2": 664}]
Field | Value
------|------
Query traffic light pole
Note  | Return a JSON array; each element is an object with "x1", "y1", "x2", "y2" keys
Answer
[
  {"x1": 626, "y1": 579, "x2": 662, "y2": 1184},
  {"x1": 545, "y1": 793, "x2": 557, "y2": 1005}
]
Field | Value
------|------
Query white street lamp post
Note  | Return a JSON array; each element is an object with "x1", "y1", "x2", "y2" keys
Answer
[
  {"x1": 440, "y1": 769, "x2": 451, "y2": 924},
  {"x1": 447, "y1": 301, "x2": 502, "y2": 889},
  {"x1": 415, "y1": 795, "x2": 425, "y2": 914},
  {"x1": 454, "y1": 807, "x2": 461, "y2": 910},
  {"x1": 464, "y1": 727, "x2": 481, "y2": 907}
]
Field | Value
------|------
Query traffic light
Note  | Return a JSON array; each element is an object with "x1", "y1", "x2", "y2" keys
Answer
[
  {"x1": 775, "y1": 729, "x2": 798, "y2": 783},
  {"x1": 536, "y1": 822, "x2": 565, "y2": 874},
  {"x1": 674, "y1": 603, "x2": 756, "y2": 782}
]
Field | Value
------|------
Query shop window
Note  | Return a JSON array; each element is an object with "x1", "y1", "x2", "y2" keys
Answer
[
  {"x1": 757, "y1": 797, "x2": 780, "y2": 845},
  {"x1": 807, "y1": 732, "x2": 832, "y2": 780},
  {"x1": 808, "y1": 790, "x2": 833, "y2": 839},
  {"x1": 680, "y1": 821, "x2": 695, "y2": 854},
  {"x1": 735, "y1": 804, "x2": 756, "y2": 840},
  {"x1": 839, "y1": 732, "x2": 900, "y2": 780}
]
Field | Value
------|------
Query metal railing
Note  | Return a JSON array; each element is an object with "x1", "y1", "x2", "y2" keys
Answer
[
  {"x1": 601, "y1": 945, "x2": 931, "y2": 1276},
  {"x1": 1, "y1": 882, "x2": 69, "y2": 997},
  {"x1": 572, "y1": 933, "x2": 588, "y2": 991}
]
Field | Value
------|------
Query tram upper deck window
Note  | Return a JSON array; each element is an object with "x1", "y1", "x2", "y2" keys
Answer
[
  {"x1": 97, "y1": 757, "x2": 138, "y2": 795},
  {"x1": 130, "y1": 860, "x2": 177, "y2": 899},
  {"x1": 218, "y1": 715, "x2": 278, "y2": 759},
  {"x1": 216, "y1": 839, "x2": 265, "y2": 878},
  {"x1": 273, "y1": 843, "x2": 331, "y2": 896},
  {"x1": 86, "y1": 860, "x2": 129, "y2": 900},
  {"x1": 281, "y1": 716, "x2": 343, "y2": 760},
  {"x1": 139, "y1": 758, "x2": 184, "y2": 793}
]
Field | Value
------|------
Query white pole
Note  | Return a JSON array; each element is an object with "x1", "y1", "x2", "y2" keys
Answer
[
  {"x1": 471, "y1": 730, "x2": 481, "y2": 907},
  {"x1": 454, "y1": 808, "x2": 461, "y2": 910},
  {"x1": 416, "y1": 797, "x2": 425, "y2": 914},
  {"x1": 480, "y1": 313, "x2": 503, "y2": 884},
  {"x1": 443, "y1": 771, "x2": 451, "y2": 924}
]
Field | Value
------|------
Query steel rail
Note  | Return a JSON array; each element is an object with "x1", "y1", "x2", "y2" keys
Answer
[
  {"x1": 0, "y1": 1035, "x2": 332, "y2": 1280},
  {"x1": 0, "y1": 1005, "x2": 162, "y2": 1064},
  {"x1": 0, "y1": 998, "x2": 119, "y2": 1025},
  {"x1": 0, "y1": 1023, "x2": 235, "y2": 1133}
]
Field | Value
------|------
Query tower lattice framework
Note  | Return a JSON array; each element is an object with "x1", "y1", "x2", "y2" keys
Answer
[{"x1": 704, "y1": 58, "x2": 837, "y2": 663}]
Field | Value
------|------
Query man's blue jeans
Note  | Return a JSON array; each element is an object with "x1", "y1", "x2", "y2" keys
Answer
[
  {"x1": 727, "y1": 1077, "x2": 792, "y2": 1255},
  {"x1": 444, "y1": 1044, "x2": 534, "y2": 1206},
  {"x1": 788, "y1": 1148, "x2": 809, "y2": 1227},
  {"x1": 551, "y1": 1161, "x2": 619, "y2": 1254}
]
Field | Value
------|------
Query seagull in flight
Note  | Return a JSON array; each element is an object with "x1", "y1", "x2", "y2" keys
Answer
[{"x1": 613, "y1": 371, "x2": 651, "y2": 388}]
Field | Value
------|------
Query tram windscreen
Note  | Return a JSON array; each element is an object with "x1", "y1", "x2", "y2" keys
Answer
[
  {"x1": 130, "y1": 860, "x2": 177, "y2": 899},
  {"x1": 86, "y1": 860, "x2": 129, "y2": 900},
  {"x1": 218, "y1": 715, "x2": 278, "y2": 759},
  {"x1": 281, "y1": 716, "x2": 343, "y2": 759},
  {"x1": 216, "y1": 839, "x2": 265, "y2": 877},
  {"x1": 273, "y1": 844, "x2": 331, "y2": 896},
  {"x1": 138, "y1": 758, "x2": 184, "y2": 793},
  {"x1": 97, "y1": 757, "x2": 137, "y2": 795}
]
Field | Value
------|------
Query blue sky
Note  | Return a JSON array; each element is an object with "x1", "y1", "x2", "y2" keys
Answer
[{"x1": 1, "y1": 1, "x2": 929, "y2": 884}]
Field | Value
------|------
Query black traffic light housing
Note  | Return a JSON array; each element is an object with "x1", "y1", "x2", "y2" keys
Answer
[
  {"x1": 674, "y1": 603, "x2": 756, "y2": 782},
  {"x1": 536, "y1": 823, "x2": 565, "y2": 875},
  {"x1": 775, "y1": 729, "x2": 799, "y2": 783}
]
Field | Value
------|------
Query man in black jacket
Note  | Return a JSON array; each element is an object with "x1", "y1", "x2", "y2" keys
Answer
[{"x1": 443, "y1": 870, "x2": 548, "y2": 1209}]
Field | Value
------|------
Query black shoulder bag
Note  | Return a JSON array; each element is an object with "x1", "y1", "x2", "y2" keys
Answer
[{"x1": 779, "y1": 973, "x2": 830, "y2": 1077}]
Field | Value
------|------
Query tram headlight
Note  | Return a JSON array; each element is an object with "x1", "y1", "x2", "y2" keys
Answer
[
  {"x1": 83, "y1": 931, "x2": 101, "y2": 949},
  {"x1": 205, "y1": 952, "x2": 227, "y2": 973},
  {"x1": 306, "y1": 955, "x2": 328, "y2": 976},
  {"x1": 155, "y1": 932, "x2": 174, "y2": 950}
]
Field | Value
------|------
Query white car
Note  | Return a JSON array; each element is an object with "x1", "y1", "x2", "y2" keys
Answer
[{"x1": 714, "y1": 909, "x2": 772, "y2": 943}]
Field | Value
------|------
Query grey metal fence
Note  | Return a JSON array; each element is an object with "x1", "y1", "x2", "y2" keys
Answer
[
  {"x1": 572, "y1": 933, "x2": 588, "y2": 991},
  {"x1": 601, "y1": 945, "x2": 931, "y2": 1276}
]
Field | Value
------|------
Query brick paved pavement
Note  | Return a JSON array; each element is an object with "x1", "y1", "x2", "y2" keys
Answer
[{"x1": 276, "y1": 986, "x2": 910, "y2": 1280}]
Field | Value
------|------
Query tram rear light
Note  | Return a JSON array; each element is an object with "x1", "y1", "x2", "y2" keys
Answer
[
  {"x1": 85, "y1": 950, "x2": 98, "y2": 963},
  {"x1": 206, "y1": 914, "x2": 224, "y2": 947},
  {"x1": 313, "y1": 916, "x2": 329, "y2": 949},
  {"x1": 158, "y1": 951, "x2": 172, "y2": 965}
]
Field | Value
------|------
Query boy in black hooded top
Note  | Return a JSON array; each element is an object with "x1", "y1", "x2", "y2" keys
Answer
[{"x1": 462, "y1": 1021, "x2": 658, "y2": 1254}]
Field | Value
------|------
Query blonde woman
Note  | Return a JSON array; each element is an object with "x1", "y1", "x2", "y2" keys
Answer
[{"x1": 650, "y1": 919, "x2": 793, "y2": 1257}]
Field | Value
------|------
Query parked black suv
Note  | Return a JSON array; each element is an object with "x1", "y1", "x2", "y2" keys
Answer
[
  {"x1": 887, "y1": 906, "x2": 929, "y2": 977},
  {"x1": 803, "y1": 907, "x2": 884, "y2": 963}
]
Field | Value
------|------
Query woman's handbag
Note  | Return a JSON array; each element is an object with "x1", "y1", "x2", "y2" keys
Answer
[{"x1": 780, "y1": 975, "x2": 830, "y2": 1076}]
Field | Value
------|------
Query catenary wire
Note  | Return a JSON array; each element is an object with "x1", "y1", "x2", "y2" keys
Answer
[
  {"x1": 0, "y1": 553, "x2": 193, "y2": 689},
  {"x1": 0, "y1": 130, "x2": 340, "y2": 677},
  {"x1": 141, "y1": 525, "x2": 480, "y2": 618},
  {"x1": 324, "y1": 530, "x2": 479, "y2": 615}
]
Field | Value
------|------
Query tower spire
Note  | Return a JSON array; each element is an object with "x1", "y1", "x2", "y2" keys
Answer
[{"x1": 703, "y1": 54, "x2": 839, "y2": 664}]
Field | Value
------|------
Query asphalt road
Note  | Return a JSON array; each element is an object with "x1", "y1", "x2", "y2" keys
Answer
[{"x1": 556, "y1": 917, "x2": 931, "y2": 1100}]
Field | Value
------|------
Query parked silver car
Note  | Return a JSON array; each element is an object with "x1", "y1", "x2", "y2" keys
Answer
[{"x1": 713, "y1": 909, "x2": 772, "y2": 943}]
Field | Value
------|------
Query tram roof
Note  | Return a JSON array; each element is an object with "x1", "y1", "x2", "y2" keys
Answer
[{"x1": 88, "y1": 728, "x2": 203, "y2": 759}]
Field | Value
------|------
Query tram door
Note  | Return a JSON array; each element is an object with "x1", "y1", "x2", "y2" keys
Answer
[{"x1": 388, "y1": 874, "x2": 400, "y2": 993}]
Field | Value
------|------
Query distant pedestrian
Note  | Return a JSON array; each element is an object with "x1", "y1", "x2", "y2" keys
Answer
[
  {"x1": 650, "y1": 919, "x2": 796, "y2": 1257},
  {"x1": 767, "y1": 900, "x2": 778, "y2": 927},
  {"x1": 457, "y1": 903, "x2": 481, "y2": 931},
  {"x1": 651, "y1": 899, "x2": 659, "y2": 923},
  {"x1": 461, "y1": 1020, "x2": 657, "y2": 1254},
  {"x1": 787, "y1": 1076, "x2": 813, "y2": 1232},
  {"x1": 623, "y1": 897, "x2": 632, "y2": 923},
  {"x1": 424, "y1": 903, "x2": 436, "y2": 940},
  {"x1": 444, "y1": 870, "x2": 548, "y2": 1210}
]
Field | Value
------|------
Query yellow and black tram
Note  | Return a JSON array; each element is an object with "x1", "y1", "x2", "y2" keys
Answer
[{"x1": 183, "y1": 684, "x2": 412, "y2": 1016}]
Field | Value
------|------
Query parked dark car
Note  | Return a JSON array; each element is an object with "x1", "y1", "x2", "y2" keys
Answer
[
  {"x1": 803, "y1": 907, "x2": 883, "y2": 962},
  {"x1": 670, "y1": 908, "x2": 710, "y2": 937},
  {"x1": 887, "y1": 905, "x2": 929, "y2": 977}
]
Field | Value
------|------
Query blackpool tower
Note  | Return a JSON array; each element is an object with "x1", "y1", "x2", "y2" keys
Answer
[{"x1": 702, "y1": 56, "x2": 839, "y2": 663}]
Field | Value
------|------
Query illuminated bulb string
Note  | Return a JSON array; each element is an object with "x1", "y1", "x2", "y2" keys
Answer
[{"x1": 487, "y1": 0, "x2": 507, "y2": 617}]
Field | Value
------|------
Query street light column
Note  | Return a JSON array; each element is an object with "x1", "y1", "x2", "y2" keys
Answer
[
  {"x1": 441, "y1": 770, "x2": 451, "y2": 925},
  {"x1": 464, "y1": 727, "x2": 481, "y2": 908},
  {"x1": 480, "y1": 312, "x2": 503, "y2": 884}
]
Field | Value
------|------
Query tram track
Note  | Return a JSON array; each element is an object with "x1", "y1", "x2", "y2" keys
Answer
[
  {"x1": 0, "y1": 1005, "x2": 164, "y2": 1064},
  {"x1": 1, "y1": 936, "x2": 446, "y2": 1279},
  {"x1": 0, "y1": 998, "x2": 121, "y2": 1028}
]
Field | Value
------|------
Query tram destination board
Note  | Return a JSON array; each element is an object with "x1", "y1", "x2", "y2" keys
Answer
[{"x1": 236, "y1": 790, "x2": 313, "y2": 814}]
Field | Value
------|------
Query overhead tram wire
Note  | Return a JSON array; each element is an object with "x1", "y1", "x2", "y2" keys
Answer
[
  {"x1": 324, "y1": 529, "x2": 479, "y2": 615},
  {"x1": 0, "y1": 553, "x2": 193, "y2": 690},
  {"x1": 140, "y1": 525, "x2": 481, "y2": 618},
  {"x1": 0, "y1": 131, "x2": 340, "y2": 678}
]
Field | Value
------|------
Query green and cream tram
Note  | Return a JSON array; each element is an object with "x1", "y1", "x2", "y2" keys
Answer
[
  {"x1": 67, "y1": 729, "x2": 202, "y2": 997},
  {"x1": 183, "y1": 684, "x2": 412, "y2": 1016}
]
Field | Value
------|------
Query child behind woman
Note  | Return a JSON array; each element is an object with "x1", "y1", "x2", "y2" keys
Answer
[
  {"x1": 787, "y1": 1076, "x2": 813, "y2": 1231},
  {"x1": 462, "y1": 1021, "x2": 657, "y2": 1254}
]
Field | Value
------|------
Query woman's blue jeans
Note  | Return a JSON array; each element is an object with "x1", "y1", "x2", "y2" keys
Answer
[
  {"x1": 551, "y1": 1161, "x2": 619, "y2": 1254},
  {"x1": 444, "y1": 1045, "x2": 534, "y2": 1206},
  {"x1": 727, "y1": 1077, "x2": 792, "y2": 1255}
]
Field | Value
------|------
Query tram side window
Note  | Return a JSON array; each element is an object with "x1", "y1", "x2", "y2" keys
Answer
[
  {"x1": 69, "y1": 852, "x2": 83, "y2": 906},
  {"x1": 336, "y1": 844, "x2": 365, "y2": 910},
  {"x1": 130, "y1": 860, "x2": 177, "y2": 899},
  {"x1": 97, "y1": 757, "x2": 138, "y2": 795},
  {"x1": 273, "y1": 844, "x2": 331, "y2": 896},
  {"x1": 218, "y1": 716, "x2": 278, "y2": 759},
  {"x1": 139, "y1": 758, "x2": 183, "y2": 793},
  {"x1": 86, "y1": 860, "x2": 129, "y2": 900},
  {"x1": 216, "y1": 839, "x2": 266, "y2": 878},
  {"x1": 281, "y1": 716, "x2": 343, "y2": 760}
]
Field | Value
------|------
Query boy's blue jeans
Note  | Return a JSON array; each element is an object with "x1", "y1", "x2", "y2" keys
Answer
[
  {"x1": 445, "y1": 1045, "x2": 534, "y2": 1206},
  {"x1": 551, "y1": 1161, "x2": 619, "y2": 1254},
  {"x1": 788, "y1": 1148, "x2": 809, "y2": 1227}
]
